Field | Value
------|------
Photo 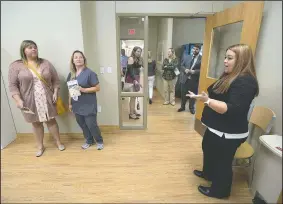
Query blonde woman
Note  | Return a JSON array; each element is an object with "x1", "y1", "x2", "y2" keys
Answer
[
  {"x1": 147, "y1": 51, "x2": 156, "y2": 104},
  {"x1": 67, "y1": 50, "x2": 103, "y2": 150},
  {"x1": 8, "y1": 40, "x2": 65, "y2": 157},
  {"x1": 162, "y1": 48, "x2": 179, "y2": 105},
  {"x1": 188, "y1": 44, "x2": 259, "y2": 198}
]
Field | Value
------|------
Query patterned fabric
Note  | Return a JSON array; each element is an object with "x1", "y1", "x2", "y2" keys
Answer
[
  {"x1": 162, "y1": 58, "x2": 179, "y2": 81},
  {"x1": 8, "y1": 59, "x2": 60, "y2": 123},
  {"x1": 30, "y1": 69, "x2": 54, "y2": 122}
]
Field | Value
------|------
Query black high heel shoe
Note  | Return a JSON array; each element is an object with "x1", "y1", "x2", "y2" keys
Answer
[{"x1": 129, "y1": 114, "x2": 139, "y2": 120}]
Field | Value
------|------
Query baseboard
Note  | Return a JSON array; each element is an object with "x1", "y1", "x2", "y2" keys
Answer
[{"x1": 16, "y1": 125, "x2": 119, "y2": 137}]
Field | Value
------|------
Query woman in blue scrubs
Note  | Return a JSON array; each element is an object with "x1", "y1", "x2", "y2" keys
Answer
[{"x1": 67, "y1": 50, "x2": 103, "y2": 150}]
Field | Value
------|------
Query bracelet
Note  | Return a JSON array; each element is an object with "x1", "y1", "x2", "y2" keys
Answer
[{"x1": 204, "y1": 98, "x2": 211, "y2": 106}]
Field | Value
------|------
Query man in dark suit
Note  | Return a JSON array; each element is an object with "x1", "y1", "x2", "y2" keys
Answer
[{"x1": 178, "y1": 44, "x2": 202, "y2": 114}]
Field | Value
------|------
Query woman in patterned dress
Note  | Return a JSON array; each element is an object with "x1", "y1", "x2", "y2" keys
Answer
[{"x1": 8, "y1": 40, "x2": 65, "y2": 157}]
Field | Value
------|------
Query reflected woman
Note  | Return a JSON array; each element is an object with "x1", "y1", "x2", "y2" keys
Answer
[{"x1": 125, "y1": 46, "x2": 143, "y2": 119}]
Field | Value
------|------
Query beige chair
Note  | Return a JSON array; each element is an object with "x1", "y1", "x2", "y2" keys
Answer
[
  {"x1": 233, "y1": 105, "x2": 276, "y2": 186},
  {"x1": 234, "y1": 105, "x2": 276, "y2": 163}
]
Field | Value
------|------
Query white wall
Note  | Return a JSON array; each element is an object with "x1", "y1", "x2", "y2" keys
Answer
[
  {"x1": 148, "y1": 17, "x2": 159, "y2": 61},
  {"x1": 1, "y1": 1, "x2": 84, "y2": 133},
  {"x1": 120, "y1": 18, "x2": 144, "y2": 40},
  {"x1": 172, "y1": 18, "x2": 206, "y2": 49},
  {"x1": 95, "y1": 1, "x2": 119, "y2": 125},
  {"x1": 254, "y1": 1, "x2": 282, "y2": 135},
  {"x1": 2, "y1": 1, "x2": 281, "y2": 135},
  {"x1": 1, "y1": 71, "x2": 17, "y2": 149},
  {"x1": 115, "y1": 1, "x2": 214, "y2": 14},
  {"x1": 119, "y1": 17, "x2": 159, "y2": 61},
  {"x1": 80, "y1": 1, "x2": 98, "y2": 71},
  {"x1": 155, "y1": 18, "x2": 173, "y2": 99}
]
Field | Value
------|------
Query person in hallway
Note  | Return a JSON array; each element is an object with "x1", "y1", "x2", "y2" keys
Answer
[
  {"x1": 125, "y1": 46, "x2": 143, "y2": 119},
  {"x1": 147, "y1": 51, "x2": 156, "y2": 104},
  {"x1": 179, "y1": 44, "x2": 202, "y2": 114},
  {"x1": 8, "y1": 40, "x2": 65, "y2": 157},
  {"x1": 162, "y1": 48, "x2": 179, "y2": 106},
  {"x1": 120, "y1": 49, "x2": 128, "y2": 91},
  {"x1": 187, "y1": 44, "x2": 259, "y2": 199},
  {"x1": 178, "y1": 52, "x2": 193, "y2": 112},
  {"x1": 67, "y1": 50, "x2": 104, "y2": 150}
]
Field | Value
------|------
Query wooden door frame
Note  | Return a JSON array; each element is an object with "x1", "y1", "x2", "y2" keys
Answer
[{"x1": 194, "y1": 2, "x2": 264, "y2": 136}]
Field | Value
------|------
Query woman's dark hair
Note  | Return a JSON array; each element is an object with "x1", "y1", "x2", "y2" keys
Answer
[{"x1": 130, "y1": 46, "x2": 143, "y2": 64}]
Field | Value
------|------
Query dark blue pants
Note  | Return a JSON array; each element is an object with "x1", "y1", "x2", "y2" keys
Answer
[{"x1": 75, "y1": 114, "x2": 103, "y2": 144}]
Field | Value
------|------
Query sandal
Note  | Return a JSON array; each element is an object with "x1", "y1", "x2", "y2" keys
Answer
[
  {"x1": 36, "y1": 147, "x2": 45, "y2": 157},
  {"x1": 58, "y1": 144, "x2": 65, "y2": 151}
]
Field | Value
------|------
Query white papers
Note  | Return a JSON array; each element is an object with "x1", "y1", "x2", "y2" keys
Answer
[
  {"x1": 21, "y1": 107, "x2": 35, "y2": 114},
  {"x1": 67, "y1": 80, "x2": 81, "y2": 98},
  {"x1": 174, "y1": 68, "x2": 180, "y2": 76}
]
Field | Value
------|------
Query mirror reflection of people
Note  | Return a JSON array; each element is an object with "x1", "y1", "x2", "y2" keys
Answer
[
  {"x1": 125, "y1": 46, "x2": 143, "y2": 119},
  {"x1": 179, "y1": 44, "x2": 202, "y2": 114},
  {"x1": 147, "y1": 51, "x2": 156, "y2": 104},
  {"x1": 162, "y1": 48, "x2": 179, "y2": 105},
  {"x1": 120, "y1": 49, "x2": 128, "y2": 91},
  {"x1": 187, "y1": 44, "x2": 259, "y2": 199},
  {"x1": 67, "y1": 50, "x2": 104, "y2": 150},
  {"x1": 8, "y1": 40, "x2": 65, "y2": 157}
]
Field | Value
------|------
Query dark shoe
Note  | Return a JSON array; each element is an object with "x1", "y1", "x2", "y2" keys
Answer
[
  {"x1": 189, "y1": 109, "x2": 195, "y2": 114},
  {"x1": 193, "y1": 170, "x2": 211, "y2": 181},
  {"x1": 149, "y1": 99, "x2": 152, "y2": 104},
  {"x1": 198, "y1": 185, "x2": 230, "y2": 199},
  {"x1": 178, "y1": 108, "x2": 185, "y2": 112},
  {"x1": 135, "y1": 113, "x2": 141, "y2": 117}
]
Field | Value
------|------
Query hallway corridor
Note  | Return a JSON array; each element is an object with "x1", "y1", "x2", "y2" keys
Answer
[{"x1": 1, "y1": 90, "x2": 252, "y2": 203}]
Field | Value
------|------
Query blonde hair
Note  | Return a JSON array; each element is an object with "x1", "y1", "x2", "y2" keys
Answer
[
  {"x1": 168, "y1": 48, "x2": 176, "y2": 59},
  {"x1": 213, "y1": 44, "x2": 259, "y2": 96},
  {"x1": 19, "y1": 40, "x2": 42, "y2": 65},
  {"x1": 70, "y1": 50, "x2": 87, "y2": 80}
]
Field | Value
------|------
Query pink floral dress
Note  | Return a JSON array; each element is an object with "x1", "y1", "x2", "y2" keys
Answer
[{"x1": 30, "y1": 69, "x2": 54, "y2": 122}]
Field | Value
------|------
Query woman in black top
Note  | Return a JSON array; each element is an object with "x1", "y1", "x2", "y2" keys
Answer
[
  {"x1": 187, "y1": 44, "x2": 259, "y2": 199},
  {"x1": 125, "y1": 46, "x2": 143, "y2": 120}
]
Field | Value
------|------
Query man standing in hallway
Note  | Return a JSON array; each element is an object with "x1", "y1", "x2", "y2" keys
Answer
[
  {"x1": 178, "y1": 44, "x2": 202, "y2": 114},
  {"x1": 120, "y1": 49, "x2": 128, "y2": 91}
]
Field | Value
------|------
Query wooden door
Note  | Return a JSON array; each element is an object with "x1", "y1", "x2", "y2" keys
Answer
[{"x1": 195, "y1": 1, "x2": 264, "y2": 123}]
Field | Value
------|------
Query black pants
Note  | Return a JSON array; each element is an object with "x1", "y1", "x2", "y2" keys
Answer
[
  {"x1": 202, "y1": 129, "x2": 247, "y2": 197},
  {"x1": 75, "y1": 114, "x2": 103, "y2": 144},
  {"x1": 180, "y1": 80, "x2": 195, "y2": 110},
  {"x1": 121, "y1": 67, "x2": 126, "y2": 91}
]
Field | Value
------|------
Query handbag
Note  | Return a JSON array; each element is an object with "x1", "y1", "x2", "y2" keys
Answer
[{"x1": 26, "y1": 63, "x2": 67, "y2": 115}]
